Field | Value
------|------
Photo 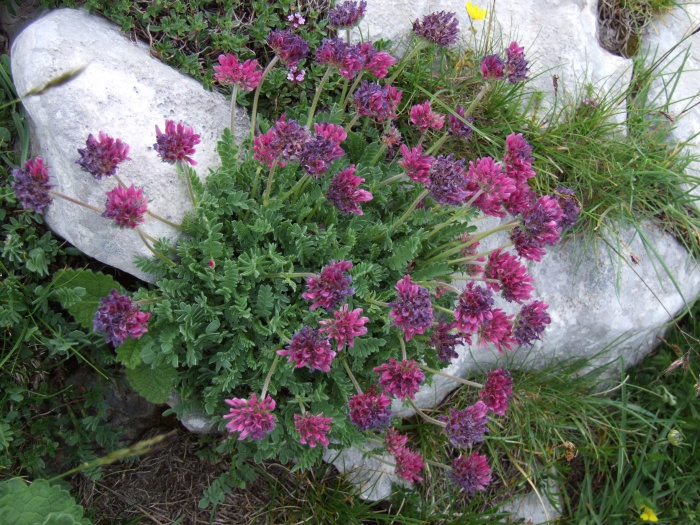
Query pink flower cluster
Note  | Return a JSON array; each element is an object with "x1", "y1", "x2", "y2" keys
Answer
[
  {"x1": 384, "y1": 427, "x2": 424, "y2": 484},
  {"x1": 224, "y1": 393, "x2": 277, "y2": 440},
  {"x1": 93, "y1": 289, "x2": 151, "y2": 347},
  {"x1": 10, "y1": 157, "x2": 54, "y2": 213},
  {"x1": 102, "y1": 184, "x2": 148, "y2": 229},
  {"x1": 326, "y1": 165, "x2": 373, "y2": 216},
  {"x1": 213, "y1": 54, "x2": 263, "y2": 91},
  {"x1": 154, "y1": 120, "x2": 201, "y2": 166},
  {"x1": 409, "y1": 101, "x2": 445, "y2": 133},
  {"x1": 374, "y1": 358, "x2": 425, "y2": 401},
  {"x1": 389, "y1": 275, "x2": 434, "y2": 341},
  {"x1": 76, "y1": 131, "x2": 131, "y2": 180},
  {"x1": 278, "y1": 326, "x2": 336, "y2": 372},
  {"x1": 294, "y1": 413, "x2": 332, "y2": 448},
  {"x1": 302, "y1": 260, "x2": 354, "y2": 311}
]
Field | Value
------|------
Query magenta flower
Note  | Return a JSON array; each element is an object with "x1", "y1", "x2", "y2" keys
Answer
[
  {"x1": 465, "y1": 156, "x2": 515, "y2": 217},
  {"x1": 454, "y1": 281, "x2": 494, "y2": 334},
  {"x1": 357, "y1": 42, "x2": 396, "y2": 78},
  {"x1": 102, "y1": 184, "x2": 148, "y2": 229},
  {"x1": 480, "y1": 368, "x2": 513, "y2": 416},
  {"x1": 287, "y1": 12, "x2": 306, "y2": 28},
  {"x1": 287, "y1": 65, "x2": 306, "y2": 83},
  {"x1": 267, "y1": 29, "x2": 309, "y2": 67},
  {"x1": 294, "y1": 413, "x2": 332, "y2": 448},
  {"x1": 223, "y1": 393, "x2": 277, "y2": 440},
  {"x1": 394, "y1": 447, "x2": 424, "y2": 483},
  {"x1": 505, "y1": 41, "x2": 529, "y2": 83},
  {"x1": 555, "y1": 187, "x2": 581, "y2": 230},
  {"x1": 319, "y1": 304, "x2": 369, "y2": 351},
  {"x1": 448, "y1": 105, "x2": 474, "y2": 139},
  {"x1": 316, "y1": 38, "x2": 364, "y2": 79},
  {"x1": 348, "y1": 387, "x2": 392, "y2": 431},
  {"x1": 389, "y1": 275, "x2": 434, "y2": 341},
  {"x1": 302, "y1": 260, "x2": 354, "y2": 311},
  {"x1": 328, "y1": 0, "x2": 367, "y2": 28},
  {"x1": 353, "y1": 81, "x2": 402, "y2": 122},
  {"x1": 440, "y1": 401, "x2": 489, "y2": 448},
  {"x1": 93, "y1": 289, "x2": 151, "y2": 347},
  {"x1": 480, "y1": 54, "x2": 504, "y2": 80},
  {"x1": 315, "y1": 122, "x2": 348, "y2": 144},
  {"x1": 504, "y1": 132, "x2": 536, "y2": 182},
  {"x1": 514, "y1": 300, "x2": 551, "y2": 346},
  {"x1": 278, "y1": 326, "x2": 336, "y2": 372},
  {"x1": 428, "y1": 154, "x2": 469, "y2": 206},
  {"x1": 253, "y1": 115, "x2": 311, "y2": 168},
  {"x1": 385, "y1": 427, "x2": 409, "y2": 455},
  {"x1": 10, "y1": 157, "x2": 54, "y2": 213},
  {"x1": 412, "y1": 11, "x2": 460, "y2": 47},
  {"x1": 449, "y1": 452, "x2": 492, "y2": 494},
  {"x1": 326, "y1": 165, "x2": 373, "y2": 215},
  {"x1": 503, "y1": 180, "x2": 536, "y2": 216},
  {"x1": 374, "y1": 358, "x2": 425, "y2": 401},
  {"x1": 76, "y1": 132, "x2": 131, "y2": 180},
  {"x1": 399, "y1": 144, "x2": 434, "y2": 184},
  {"x1": 154, "y1": 120, "x2": 201, "y2": 166},
  {"x1": 410, "y1": 101, "x2": 445, "y2": 133},
  {"x1": 430, "y1": 320, "x2": 467, "y2": 362},
  {"x1": 213, "y1": 53, "x2": 263, "y2": 92},
  {"x1": 477, "y1": 308, "x2": 515, "y2": 353},
  {"x1": 510, "y1": 195, "x2": 564, "y2": 261},
  {"x1": 484, "y1": 249, "x2": 534, "y2": 303}
]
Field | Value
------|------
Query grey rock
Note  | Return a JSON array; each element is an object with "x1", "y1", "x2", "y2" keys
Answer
[
  {"x1": 168, "y1": 393, "x2": 217, "y2": 434},
  {"x1": 11, "y1": 8, "x2": 248, "y2": 282}
]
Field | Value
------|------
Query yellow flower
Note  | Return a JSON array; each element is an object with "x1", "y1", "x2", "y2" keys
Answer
[
  {"x1": 466, "y1": 2, "x2": 488, "y2": 20},
  {"x1": 640, "y1": 505, "x2": 659, "y2": 522}
]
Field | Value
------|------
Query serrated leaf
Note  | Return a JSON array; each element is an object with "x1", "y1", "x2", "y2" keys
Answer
[
  {"x1": 0, "y1": 478, "x2": 90, "y2": 525},
  {"x1": 126, "y1": 362, "x2": 178, "y2": 404},
  {"x1": 51, "y1": 269, "x2": 125, "y2": 330},
  {"x1": 115, "y1": 337, "x2": 143, "y2": 369}
]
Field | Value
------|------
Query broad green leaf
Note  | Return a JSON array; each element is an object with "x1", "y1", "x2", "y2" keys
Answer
[
  {"x1": 0, "y1": 478, "x2": 90, "y2": 525},
  {"x1": 115, "y1": 337, "x2": 143, "y2": 369},
  {"x1": 126, "y1": 362, "x2": 178, "y2": 404}
]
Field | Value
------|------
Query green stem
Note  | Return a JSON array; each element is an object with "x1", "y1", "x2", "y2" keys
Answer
[
  {"x1": 342, "y1": 356, "x2": 363, "y2": 395},
  {"x1": 421, "y1": 220, "x2": 518, "y2": 264},
  {"x1": 418, "y1": 364, "x2": 483, "y2": 389},
  {"x1": 178, "y1": 162, "x2": 197, "y2": 206},
  {"x1": 250, "y1": 166, "x2": 263, "y2": 200},
  {"x1": 49, "y1": 190, "x2": 103, "y2": 214},
  {"x1": 262, "y1": 160, "x2": 278, "y2": 207},
  {"x1": 373, "y1": 172, "x2": 405, "y2": 190},
  {"x1": 344, "y1": 113, "x2": 361, "y2": 134},
  {"x1": 390, "y1": 188, "x2": 430, "y2": 232},
  {"x1": 463, "y1": 82, "x2": 490, "y2": 119},
  {"x1": 261, "y1": 354, "x2": 280, "y2": 400},
  {"x1": 267, "y1": 272, "x2": 316, "y2": 279},
  {"x1": 387, "y1": 40, "x2": 426, "y2": 84},
  {"x1": 407, "y1": 398, "x2": 446, "y2": 427},
  {"x1": 424, "y1": 131, "x2": 449, "y2": 156},
  {"x1": 114, "y1": 174, "x2": 127, "y2": 188},
  {"x1": 434, "y1": 304, "x2": 455, "y2": 316},
  {"x1": 398, "y1": 334, "x2": 407, "y2": 360},
  {"x1": 279, "y1": 174, "x2": 311, "y2": 203},
  {"x1": 364, "y1": 296, "x2": 390, "y2": 308},
  {"x1": 424, "y1": 207, "x2": 475, "y2": 240},
  {"x1": 229, "y1": 84, "x2": 238, "y2": 141},
  {"x1": 136, "y1": 229, "x2": 177, "y2": 267},
  {"x1": 341, "y1": 71, "x2": 365, "y2": 112},
  {"x1": 307, "y1": 66, "x2": 334, "y2": 127},
  {"x1": 250, "y1": 56, "x2": 279, "y2": 137},
  {"x1": 146, "y1": 210, "x2": 183, "y2": 230}
]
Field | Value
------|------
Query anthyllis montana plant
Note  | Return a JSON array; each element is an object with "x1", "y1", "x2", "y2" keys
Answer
[{"x1": 11, "y1": 3, "x2": 580, "y2": 493}]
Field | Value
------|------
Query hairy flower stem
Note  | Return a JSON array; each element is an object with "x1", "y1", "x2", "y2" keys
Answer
[
  {"x1": 387, "y1": 40, "x2": 426, "y2": 84},
  {"x1": 250, "y1": 55, "x2": 280, "y2": 137},
  {"x1": 463, "y1": 82, "x2": 490, "y2": 119},
  {"x1": 363, "y1": 296, "x2": 390, "y2": 308},
  {"x1": 419, "y1": 364, "x2": 483, "y2": 389},
  {"x1": 387, "y1": 188, "x2": 430, "y2": 233},
  {"x1": 260, "y1": 354, "x2": 280, "y2": 400},
  {"x1": 344, "y1": 113, "x2": 361, "y2": 134},
  {"x1": 416, "y1": 280, "x2": 462, "y2": 295},
  {"x1": 267, "y1": 272, "x2": 316, "y2": 279},
  {"x1": 146, "y1": 211, "x2": 183, "y2": 230},
  {"x1": 424, "y1": 131, "x2": 449, "y2": 156},
  {"x1": 341, "y1": 71, "x2": 365, "y2": 112},
  {"x1": 345, "y1": 27, "x2": 351, "y2": 45},
  {"x1": 446, "y1": 242, "x2": 514, "y2": 265},
  {"x1": 425, "y1": 208, "x2": 475, "y2": 240},
  {"x1": 177, "y1": 162, "x2": 197, "y2": 206},
  {"x1": 49, "y1": 190, "x2": 104, "y2": 214},
  {"x1": 279, "y1": 174, "x2": 311, "y2": 203},
  {"x1": 342, "y1": 356, "x2": 363, "y2": 394},
  {"x1": 136, "y1": 229, "x2": 177, "y2": 267},
  {"x1": 373, "y1": 173, "x2": 405, "y2": 190},
  {"x1": 422, "y1": 220, "x2": 518, "y2": 263},
  {"x1": 398, "y1": 334, "x2": 407, "y2": 360},
  {"x1": 307, "y1": 66, "x2": 334, "y2": 127},
  {"x1": 262, "y1": 161, "x2": 278, "y2": 207},
  {"x1": 433, "y1": 304, "x2": 455, "y2": 316},
  {"x1": 250, "y1": 166, "x2": 263, "y2": 200},
  {"x1": 407, "y1": 398, "x2": 446, "y2": 427},
  {"x1": 229, "y1": 85, "x2": 238, "y2": 141}
]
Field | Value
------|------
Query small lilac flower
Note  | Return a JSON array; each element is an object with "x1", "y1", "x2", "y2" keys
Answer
[
  {"x1": 504, "y1": 132, "x2": 536, "y2": 182},
  {"x1": 477, "y1": 308, "x2": 515, "y2": 353},
  {"x1": 399, "y1": 144, "x2": 434, "y2": 184},
  {"x1": 410, "y1": 101, "x2": 445, "y2": 133},
  {"x1": 555, "y1": 187, "x2": 581, "y2": 230},
  {"x1": 465, "y1": 156, "x2": 515, "y2": 217},
  {"x1": 480, "y1": 368, "x2": 513, "y2": 416},
  {"x1": 504, "y1": 41, "x2": 529, "y2": 83},
  {"x1": 287, "y1": 12, "x2": 306, "y2": 28},
  {"x1": 287, "y1": 65, "x2": 306, "y2": 83},
  {"x1": 430, "y1": 320, "x2": 467, "y2": 362},
  {"x1": 102, "y1": 184, "x2": 148, "y2": 229},
  {"x1": 357, "y1": 42, "x2": 396, "y2": 78},
  {"x1": 440, "y1": 401, "x2": 489, "y2": 448},
  {"x1": 454, "y1": 281, "x2": 494, "y2": 334},
  {"x1": 484, "y1": 249, "x2": 534, "y2": 303},
  {"x1": 326, "y1": 165, "x2": 373, "y2": 215},
  {"x1": 316, "y1": 38, "x2": 364, "y2": 79},
  {"x1": 394, "y1": 447, "x2": 424, "y2": 483},
  {"x1": 449, "y1": 452, "x2": 492, "y2": 494},
  {"x1": 319, "y1": 304, "x2": 369, "y2": 351},
  {"x1": 328, "y1": 0, "x2": 367, "y2": 28},
  {"x1": 448, "y1": 105, "x2": 474, "y2": 139},
  {"x1": 514, "y1": 300, "x2": 551, "y2": 346},
  {"x1": 223, "y1": 393, "x2": 277, "y2": 440},
  {"x1": 412, "y1": 11, "x2": 460, "y2": 48},
  {"x1": 348, "y1": 386, "x2": 392, "y2": 431},
  {"x1": 427, "y1": 154, "x2": 468, "y2": 206},
  {"x1": 213, "y1": 54, "x2": 263, "y2": 91},
  {"x1": 302, "y1": 260, "x2": 354, "y2": 311},
  {"x1": 294, "y1": 413, "x2": 332, "y2": 448},
  {"x1": 389, "y1": 275, "x2": 434, "y2": 341},
  {"x1": 277, "y1": 326, "x2": 336, "y2": 372},
  {"x1": 385, "y1": 427, "x2": 409, "y2": 455},
  {"x1": 374, "y1": 358, "x2": 425, "y2": 401},
  {"x1": 480, "y1": 54, "x2": 504, "y2": 80},
  {"x1": 76, "y1": 132, "x2": 131, "y2": 180},
  {"x1": 267, "y1": 29, "x2": 309, "y2": 67},
  {"x1": 93, "y1": 289, "x2": 151, "y2": 347},
  {"x1": 154, "y1": 120, "x2": 201, "y2": 166},
  {"x1": 353, "y1": 81, "x2": 403, "y2": 122},
  {"x1": 10, "y1": 157, "x2": 54, "y2": 213}
]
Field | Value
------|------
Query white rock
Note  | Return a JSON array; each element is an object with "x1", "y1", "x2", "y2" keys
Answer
[{"x1": 11, "y1": 8, "x2": 248, "y2": 282}]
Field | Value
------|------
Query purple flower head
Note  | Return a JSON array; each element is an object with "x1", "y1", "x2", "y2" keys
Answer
[
  {"x1": 505, "y1": 41, "x2": 529, "y2": 83},
  {"x1": 348, "y1": 386, "x2": 392, "y2": 431},
  {"x1": 93, "y1": 289, "x2": 151, "y2": 347},
  {"x1": 326, "y1": 165, "x2": 373, "y2": 215},
  {"x1": 267, "y1": 29, "x2": 309, "y2": 67},
  {"x1": 287, "y1": 65, "x2": 306, "y2": 83},
  {"x1": 294, "y1": 413, "x2": 332, "y2": 448},
  {"x1": 503, "y1": 180, "x2": 536, "y2": 216},
  {"x1": 504, "y1": 132, "x2": 536, "y2": 182},
  {"x1": 399, "y1": 144, "x2": 434, "y2": 184},
  {"x1": 382, "y1": 125, "x2": 403, "y2": 153},
  {"x1": 154, "y1": 120, "x2": 201, "y2": 166},
  {"x1": 449, "y1": 452, "x2": 492, "y2": 494},
  {"x1": 440, "y1": 401, "x2": 489, "y2": 448},
  {"x1": 302, "y1": 260, "x2": 354, "y2": 311},
  {"x1": 300, "y1": 136, "x2": 345, "y2": 177},
  {"x1": 430, "y1": 319, "x2": 467, "y2": 362},
  {"x1": 358, "y1": 42, "x2": 396, "y2": 78},
  {"x1": 102, "y1": 184, "x2": 148, "y2": 229},
  {"x1": 389, "y1": 275, "x2": 434, "y2": 341},
  {"x1": 385, "y1": 427, "x2": 409, "y2": 455},
  {"x1": 511, "y1": 195, "x2": 564, "y2": 260},
  {"x1": 277, "y1": 326, "x2": 336, "y2": 372},
  {"x1": 410, "y1": 101, "x2": 445, "y2": 133},
  {"x1": 484, "y1": 249, "x2": 534, "y2": 303},
  {"x1": 328, "y1": 0, "x2": 367, "y2": 28},
  {"x1": 76, "y1": 132, "x2": 131, "y2": 180},
  {"x1": 428, "y1": 154, "x2": 468, "y2": 206},
  {"x1": 319, "y1": 304, "x2": 369, "y2": 351},
  {"x1": 465, "y1": 156, "x2": 515, "y2": 217},
  {"x1": 413, "y1": 11, "x2": 460, "y2": 47},
  {"x1": 480, "y1": 368, "x2": 513, "y2": 415},
  {"x1": 353, "y1": 81, "x2": 402, "y2": 122},
  {"x1": 480, "y1": 54, "x2": 504, "y2": 80},
  {"x1": 253, "y1": 115, "x2": 311, "y2": 168},
  {"x1": 454, "y1": 281, "x2": 494, "y2": 334},
  {"x1": 555, "y1": 187, "x2": 581, "y2": 230},
  {"x1": 288, "y1": 12, "x2": 306, "y2": 28},
  {"x1": 510, "y1": 227, "x2": 546, "y2": 262},
  {"x1": 477, "y1": 308, "x2": 515, "y2": 353},
  {"x1": 514, "y1": 300, "x2": 551, "y2": 346},
  {"x1": 374, "y1": 358, "x2": 425, "y2": 401},
  {"x1": 213, "y1": 54, "x2": 263, "y2": 91},
  {"x1": 223, "y1": 393, "x2": 277, "y2": 440},
  {"x1": 316, "y1": 38, "x2": 364, "y2": 79},
  {"x1": 10, "y1": 157, "x2": 54, "y2": 213},
  {"x1": 448, "y1": 105, "x2": 474, "y2": 139},
  {"x1": 395, "y1": 447, "x2": 424, "y2": 483}
]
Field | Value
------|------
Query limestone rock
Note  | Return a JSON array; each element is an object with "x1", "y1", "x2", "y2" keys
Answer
[{"x1": 10, "y1": 8, "x2": 248, "y2": 282}]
